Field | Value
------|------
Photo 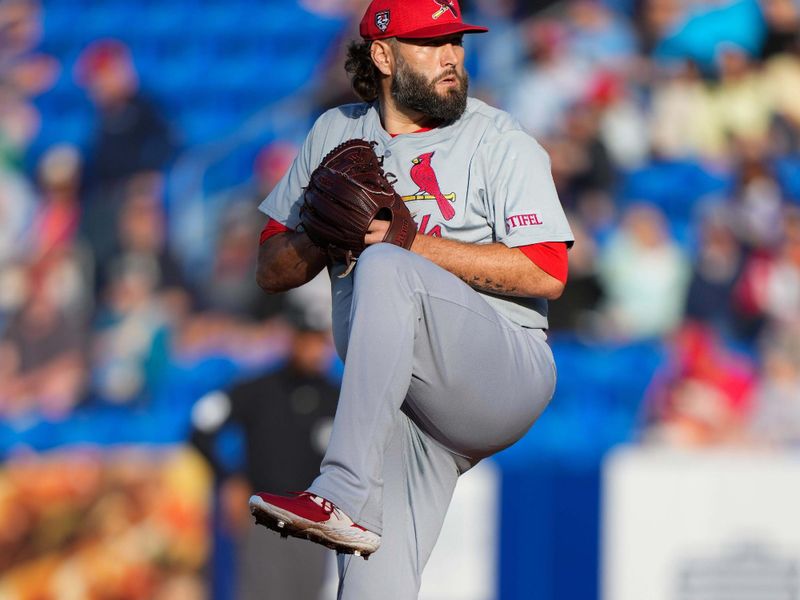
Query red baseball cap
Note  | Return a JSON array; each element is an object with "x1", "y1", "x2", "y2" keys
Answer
[
  {"x1": 359, "y1": 0, "x2": 488, "y2": 41},
  {"x1": 74, "y1": 39, "x2": 132, "y2": 85}
]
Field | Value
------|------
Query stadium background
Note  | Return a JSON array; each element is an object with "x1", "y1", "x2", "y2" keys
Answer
[{"x1": 1, "y1": 0, "x2": 799, "y2": 598}]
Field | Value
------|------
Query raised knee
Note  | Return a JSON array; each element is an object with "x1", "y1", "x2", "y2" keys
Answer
[
  {"x1": 359, "y1": 242, "x2": 407, "y2": 263},
  {"x1": 354, "y1": 243, "x2": 414, "y2": 285}
]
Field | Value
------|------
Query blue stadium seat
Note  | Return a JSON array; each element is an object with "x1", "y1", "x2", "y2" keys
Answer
[
  {"x1": 137, "y1": 2, "x2": 192, "y2": 37},
  {"x1": 774, "y1": 156, "x2": 800, "y2": 203},
  {"x1": 33, "y1": 0, "x2": 348, "y2": 184},
  {"x1": 620, "y1": 159, "x2": 734, "y2": 225},
  {"x1": 80, "y1": 2, "x2": 139, "y2": 39}
]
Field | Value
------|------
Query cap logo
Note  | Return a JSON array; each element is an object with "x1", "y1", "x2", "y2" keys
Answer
[
  {"x1": 431, "y1": 0, "x2": 457, "y2": 20},
  {"x1": 375, "y1": 10, "x2": 390, "y2": 32}
]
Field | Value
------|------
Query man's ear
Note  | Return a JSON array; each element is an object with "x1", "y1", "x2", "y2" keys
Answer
[{"x1": 371, "y1": 40, "x2": 394, "y2": 76}]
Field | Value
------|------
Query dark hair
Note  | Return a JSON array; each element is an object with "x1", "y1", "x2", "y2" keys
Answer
[{"x1": 345, "y1": 40, "x2": 381, "y2": 102}]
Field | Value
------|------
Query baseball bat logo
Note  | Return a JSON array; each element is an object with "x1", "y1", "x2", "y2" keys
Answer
[{"x1": 431, "y1": 0, "x2": 457, "y2": 20}]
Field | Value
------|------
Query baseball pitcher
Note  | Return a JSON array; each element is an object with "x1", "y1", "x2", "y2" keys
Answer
[{"x1": 250, "y1": 0, "x2": 574, "y2": 597}]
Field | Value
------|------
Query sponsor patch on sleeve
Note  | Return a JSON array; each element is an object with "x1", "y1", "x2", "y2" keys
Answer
[{"x1": 506, "y1": 213, "x2": 544, "y2": 232}]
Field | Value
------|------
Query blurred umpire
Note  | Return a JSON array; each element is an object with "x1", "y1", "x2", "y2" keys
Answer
[{"x1": 190, "y1": 281, "x2": 339, "y2": 600}]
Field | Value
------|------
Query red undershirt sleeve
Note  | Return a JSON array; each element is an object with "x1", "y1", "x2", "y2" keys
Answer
[
  {"x1": 517, "y1": 242, "x2": 569, "y2": 285},
  {"x1": 259, "y1": 218, "x2": 292, "y2": 245}
]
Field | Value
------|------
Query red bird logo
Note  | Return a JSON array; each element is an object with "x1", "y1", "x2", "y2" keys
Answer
[{"x1": 409, "y1": 152, "x2": 455, "y2": 221}]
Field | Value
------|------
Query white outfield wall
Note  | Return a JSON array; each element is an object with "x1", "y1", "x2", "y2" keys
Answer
[
  {"x1": 602, "y1": 446, "x2": 800, "y2": 600},
  {"x1": 420, "y1": 459, "x2": 500, "y2": 600}
]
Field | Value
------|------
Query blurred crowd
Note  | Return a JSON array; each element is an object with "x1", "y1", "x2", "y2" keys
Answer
[
  {"x1": 0, "y1": 0, "x2": 798, "y2": 445},
  {"x1": 450, "y1": 0, "x2": 800, "y2": 449},
  {"x1": 289, "y1": 0, "x2": 800, "y2": 448},
  {"x1": 0, "y1": 1, "x2": 299, "y2": 425},
  {"x1": 1, "y1": 0, "x2": 800, "y2": 594}
]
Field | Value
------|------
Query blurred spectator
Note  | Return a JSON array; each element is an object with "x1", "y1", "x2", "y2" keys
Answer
[
  {"x1": 90, "y1": 245, "x2": 174, "y2": 406},
  {"x1": 642, "y1": 322, "x2": 756, "y2": 446},
  {"x1": 758, "y1": 0, "x2": 800, "y2": 59},
  {"x1": 0, "y1": 0, "x2": 56, "y2": 169},
  {"x1": 634, "y1": 0, "x2": 685, "y2": 54},
  {"x1": 0, "y1": 82, "x2": 41, "y2": 170},
  {"x1": 190, "y1": 278, "x2": 338, "y2": 600},
  {"x1": 0, "y1": 164, "x2": 36, "y2": 266},
  {"x1": 97, "y1": 173, "x2": 187, "y2": 299},
  {"x1": 200, "y1": 142, "x2": 298, "y2": 318},
  {"x1": 593, "y1": 72, "x2": 651, "y2": 170},
  {"x1": 545, "y1": 100, "x2": 616, "y2": 206},
  {"x1": 507, "y1": 19, "x2": 592, "y2": 138},
  {"x1": 597, "y1": 203, "x2": 691, "y2": 340},
  {"x1": 712, "y1": 44, "x2": 773, "y2": 153},
  {"x1": 168, "y1": 146, "x2": 300, "y2": 368},
  {"x1": 76, "y1": 40, "x2": 176, "y2": 187},
  {"x1": 748, "y1": 325, "x2": 800, "y2": 445},
  {"x1": 547, "y1": 214, "x2": 603, "y2": 333},
  {"x1": 684, "y1": 204, "x2": 746, "y2": 339},
  {"x1": 0, "y1": 23, "x2": 42, "y2": 269},
  {"x1": 464, "y1": 0, "x2": 528, "y2": 106},
  {"x1": 762, "y1": 47, "x2": 800, "y2": 152},
  {"x1": 649, "y1": 60, "x2": 727, "y2": 160},
  {"x1": 203, "y1": 201, "x2": 270, "y2": 317},
  {"x1": 729, "y1": 155, "x2": 783, "y2": 249},
  {"x1": 0, "y1": 0, "x2": 43, "y2": 63},
  {"x1": 573, "y1": 189, "x2": 618, "y2": 243},
  {"x1": 254, "y1": 141, "x2": 299, "y2": 199},
  {"x1": 732, "y1": 159, "x2": 792, "y2": 341},
  {"x1": 563, "y1": 0, "x2": 638, "y2": 72},
  {"x1": 31, "y1": 144, "x2": 83, "y2": 261},
  {"x1": 84, "y1": 174, "x2": 189, "y2": 403},
  {"x1": 0, "y1": 262, "x2": 87, "y2": 418},
  {"x1": 75, "y1": 39, "x2": 178, "y2": 269},
  {"x1": 759, "y1": 206, "x2": 800, "y2": 326},
  {"x1": 0, "y1": 68, "x2": 57, "y2": 168}
]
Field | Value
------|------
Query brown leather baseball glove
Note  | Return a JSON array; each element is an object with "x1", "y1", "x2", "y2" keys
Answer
[{"x1": 300, "y1": 139, "x2": 417, "y2": 276}]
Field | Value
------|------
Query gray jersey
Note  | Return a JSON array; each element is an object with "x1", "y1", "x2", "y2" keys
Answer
[{"x1": 259, "y1": 97, "x2": 574, "y2": 328}]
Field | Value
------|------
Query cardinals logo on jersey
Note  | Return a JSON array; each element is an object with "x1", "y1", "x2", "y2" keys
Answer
[
  {"x1": 401, "y1": 151, "x2": 457, "y2": 221},
  {"x1": 431, "y1": 0, "x2": 458, "y2": 20}
]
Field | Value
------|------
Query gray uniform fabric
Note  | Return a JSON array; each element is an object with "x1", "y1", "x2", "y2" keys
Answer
[
  {"x1": 259, "y1": 98, "x2": 574, "y2": 329},
  {"x1": 324, "y1": 245, "x2": 555, "y2": 599},
  {"x1": 259, "y1": 98, "x2": 572, "y2": 598},
  {"x1": 333, "y1": 413, "x2": 460, "y2": 600},
  {"x1": 309, "y1": 244, "x2": 555, "y2": 534}
]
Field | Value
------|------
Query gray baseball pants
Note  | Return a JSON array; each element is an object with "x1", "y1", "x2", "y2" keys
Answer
[{"x1": 307, "y1": 243, "x2": 556, "y2": 599}]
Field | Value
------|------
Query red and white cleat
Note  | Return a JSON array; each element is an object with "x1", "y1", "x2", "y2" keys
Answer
[{"x1": 249, "y1": 491, "x2": 381, "y2": 559}]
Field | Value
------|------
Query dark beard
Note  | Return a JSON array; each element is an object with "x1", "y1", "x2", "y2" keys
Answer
[{"x1": 390, "y1": 56, "x2": 469, "y2": 123}]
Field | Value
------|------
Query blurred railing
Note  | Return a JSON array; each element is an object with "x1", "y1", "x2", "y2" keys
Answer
[{"x1": 166, "y1": 87, "x2": 317, "y2": 273}]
